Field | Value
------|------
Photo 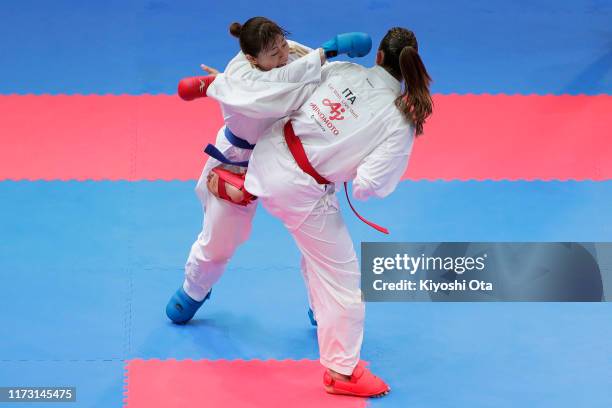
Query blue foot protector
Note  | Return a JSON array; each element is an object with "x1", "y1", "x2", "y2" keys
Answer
[
  {"x1": 166, "y1": 287, "x2": 211, "y2": 324},
  {"x1": 307, "y1": 307, "x2": 318, "y2": 327}
]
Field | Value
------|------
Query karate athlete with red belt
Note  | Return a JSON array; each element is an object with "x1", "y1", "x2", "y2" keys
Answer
[
  {"x1": 165, "y1": 17, "x2": 373, "y2": 328},
  {"x1": 240, "y1": 27, "x2": 434, "y2": 398}
]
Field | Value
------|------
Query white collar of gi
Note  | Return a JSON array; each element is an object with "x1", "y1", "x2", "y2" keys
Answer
[{"x1": 369, "y1": 65, "x2": 401, "y2": 94}]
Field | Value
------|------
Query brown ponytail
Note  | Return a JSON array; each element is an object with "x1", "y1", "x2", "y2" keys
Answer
[
  {"x1": 397, "y1": 46, "x2": 432, "y2": 136},
  {"x1": 379, "y1": 28, "x2": 432, "y2": 136}
]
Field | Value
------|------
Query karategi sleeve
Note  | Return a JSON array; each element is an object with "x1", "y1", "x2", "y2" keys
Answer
[
  {"x1": 352, "y1": 124, "x2": 415, "y2": 200},
  {"x1": 207, "y1": 49, "x2": 323, "y2": 119}
]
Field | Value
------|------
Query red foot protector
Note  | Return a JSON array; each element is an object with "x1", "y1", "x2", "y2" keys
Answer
[
  {"x1": 124, "y1": 359, "x2": 366, "y2": 408},
  {"x1": 324, "y1": 361, "x2": 390, "y2": 397},
  {"x1": 209, "y1": 166, "x2": 257, "y2": 206},
  {"x1": 0, "y1": 95, "x2": 610, "y2": 181}
]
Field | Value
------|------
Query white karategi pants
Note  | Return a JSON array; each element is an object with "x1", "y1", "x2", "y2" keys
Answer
[
  {"x1": 182, "y1": 126, "x2": 257, "y2": 301},
  {"x1": 245, "y1": 121, "x2": 365, "y2": 375},
  {"x1": 182, "y1": 128, "x2": 319, "y2": 318},
  {"x1": 292, "y1": 198, "x2": 365, "y2": 375}
]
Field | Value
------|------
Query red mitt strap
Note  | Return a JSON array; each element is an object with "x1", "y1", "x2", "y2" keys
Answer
[{"x1": 209, "y1": 166, "x2": 256, "y2": 206}]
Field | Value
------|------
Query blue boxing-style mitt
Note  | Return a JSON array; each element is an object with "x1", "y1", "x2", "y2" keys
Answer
[{"x1": 321, "y1": 32, "x2": 372, "y2": 58}]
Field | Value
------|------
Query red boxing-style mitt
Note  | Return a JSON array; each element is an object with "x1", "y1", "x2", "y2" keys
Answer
[{"x1": 177, "y1": 75, "x2": 216, "y2": 101}]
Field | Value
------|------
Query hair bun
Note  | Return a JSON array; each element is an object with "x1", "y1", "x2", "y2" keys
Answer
[{"x1": 229, "y1": 22, "x2": 242, "y2": 38}]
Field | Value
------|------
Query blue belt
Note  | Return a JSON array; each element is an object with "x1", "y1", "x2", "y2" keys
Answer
[
  {"x1": 223, "y1": 127, "x2": 255, "y2": 150},
  {"x1": 203, "y1": 127, "x2": 255, "y2": 167}
]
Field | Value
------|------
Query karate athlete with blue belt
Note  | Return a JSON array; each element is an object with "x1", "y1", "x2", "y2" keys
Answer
[{"x1": 166, "y1": 17, "x2": 372, "y2": 334}]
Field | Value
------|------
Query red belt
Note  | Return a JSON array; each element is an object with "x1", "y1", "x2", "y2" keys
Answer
[{"x1": 283, "y1": 121, "x2": 389, "y2": 235}]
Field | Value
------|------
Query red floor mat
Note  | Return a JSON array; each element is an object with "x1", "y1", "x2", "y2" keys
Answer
[
  {"x1": 124, "y1": 359, "x2": 366, "y2": 408},
  {"x1": 1, "y1": 95, "x2": 610, "y2": 181}
]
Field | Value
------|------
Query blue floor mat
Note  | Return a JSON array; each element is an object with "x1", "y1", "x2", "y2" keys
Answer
[
  {"x1": 1, "y1": 1, "x2": 610, "y2": 94},
  {"x1": 2, "y1": 180, "x2": 612, "y2": 407},
  {"x1": 0, "y1": 360, "x2": 125, "y2": 408}
]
